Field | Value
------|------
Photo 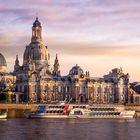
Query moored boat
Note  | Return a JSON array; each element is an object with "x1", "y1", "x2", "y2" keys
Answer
[
  {"x1": 24, "y1": 104, "x2": 69, "y2": 119},
  {"x1": 24, "y1": 104, "x2": 136, "y2": 119},
  {"x1": 0, "y1": 112, "x2": 7, "y2": 119}
]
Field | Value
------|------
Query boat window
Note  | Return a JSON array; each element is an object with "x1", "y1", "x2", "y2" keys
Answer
[
  {"x1": 36, "y1": 105, "x2": 47, "y2": 113},
  {"x1": 74, "y1": 111, "x2": 83, "y2": 115}
]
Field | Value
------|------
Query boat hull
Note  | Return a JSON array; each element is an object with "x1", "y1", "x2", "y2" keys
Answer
[
  {"x1": 25, "y1": 113, "x2": 69, "y2": 119},
  {"x1": 24, "y1": 113, "x2": 135, "y2": 119}
]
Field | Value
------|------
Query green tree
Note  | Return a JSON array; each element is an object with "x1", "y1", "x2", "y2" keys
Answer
[{"x1": 0, "y1": 93, "x2": 9, "y2": 101}]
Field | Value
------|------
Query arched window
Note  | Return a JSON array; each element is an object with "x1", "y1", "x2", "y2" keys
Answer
[{"x1": 31, "y1": 74, "x2": 36, "y2": 82}]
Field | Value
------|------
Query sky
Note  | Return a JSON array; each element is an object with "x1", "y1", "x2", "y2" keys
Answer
[{"x1": 0, "y1": 0, "x2": 140, "y2": 82}]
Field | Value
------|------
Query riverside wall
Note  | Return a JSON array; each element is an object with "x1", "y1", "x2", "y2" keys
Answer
[{"x1": 0, "y1": 103, "x2": 38, "y2": 118}]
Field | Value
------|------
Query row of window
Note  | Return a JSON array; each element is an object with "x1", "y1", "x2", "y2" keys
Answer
[{"x1": 17, "y1": 85, "x2": 127, "y2": 95}]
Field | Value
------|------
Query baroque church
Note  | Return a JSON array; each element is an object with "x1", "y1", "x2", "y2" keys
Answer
[{"x1": 13, "y1": 17, "x2": 130, "y2": 104}]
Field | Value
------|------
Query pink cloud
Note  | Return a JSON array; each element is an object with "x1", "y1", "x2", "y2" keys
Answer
[{"x1": 1, "y1": 0, "x2": 140, "y2": 81}]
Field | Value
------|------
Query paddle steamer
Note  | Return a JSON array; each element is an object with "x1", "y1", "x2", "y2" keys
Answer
[{"x1": 24, "y1": 104, "x2": 135, "y2": 119}]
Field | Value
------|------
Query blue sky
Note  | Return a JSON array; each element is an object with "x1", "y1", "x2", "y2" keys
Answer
[{"x1": 0, "y1": 0, "x2": 140, "y2": 81}]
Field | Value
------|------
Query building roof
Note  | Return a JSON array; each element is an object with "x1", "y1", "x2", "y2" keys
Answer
[
  {"x1": 0, "y1": 82, "x2": 6, "y2": 87},
  {"x1": 0, "y1": 53, "x2": 7, "y2": 67},
  {"x1": 69, "y1": 64, "x2": 84, "y2": 76},
  {"x1": 33, "y1": 17, "x2": 41, "y2": 27}
]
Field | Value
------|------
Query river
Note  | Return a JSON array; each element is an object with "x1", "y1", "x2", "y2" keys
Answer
[{"x1": 0, "y1": 118, "x2": 140, "y2": 140}]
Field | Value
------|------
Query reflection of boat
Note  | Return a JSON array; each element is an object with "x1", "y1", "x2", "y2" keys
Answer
[
  {"x1": 24, "y1": 104, "x2": 136, "y2": 119},
  {"x1": 0, "y1": 112, "x2": 7, "y2": 119}
]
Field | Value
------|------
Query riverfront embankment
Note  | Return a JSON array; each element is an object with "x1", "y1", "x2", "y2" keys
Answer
[
  {"x1": 0, "y1": 103, "x2": 37, "y2": 118},
  {"x1": 1, "y1": 103, "x2": 140, "y2": 118}
]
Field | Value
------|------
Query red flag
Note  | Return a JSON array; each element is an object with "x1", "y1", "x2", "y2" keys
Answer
[{"x1": 61, "y1": 104, "x2": 69, "y2": 115}]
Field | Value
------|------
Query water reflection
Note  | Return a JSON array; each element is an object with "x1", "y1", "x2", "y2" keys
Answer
[
  {"x1": 115, "y1": 119, "x2": 136, "y2": 123},
  {"x1": 0, "y1": 119, "x2": 140, "y2": 140},
  {"x1": 0, "y1": 119, "x2": 7, "y2": 121}
]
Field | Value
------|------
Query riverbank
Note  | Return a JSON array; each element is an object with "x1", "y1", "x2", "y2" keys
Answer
[{"x1": 0, "y1": 103, "x2": 37, "y2": 118}]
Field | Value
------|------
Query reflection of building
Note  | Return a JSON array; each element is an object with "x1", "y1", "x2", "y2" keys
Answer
[
  {"x1": 14, "y1": 17, "x2": 130, "y2": 104},
  {"x1": 0, "y1": 53, "x2": 16, "y2": 94}
]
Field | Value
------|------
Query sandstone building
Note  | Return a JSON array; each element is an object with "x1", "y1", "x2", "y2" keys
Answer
[
  {"x1": 14, "y1": 17, "x2": 130, "y2": 104},
  {"x1": 0, "y1": 53, "x2": 16, "y2": 95}
]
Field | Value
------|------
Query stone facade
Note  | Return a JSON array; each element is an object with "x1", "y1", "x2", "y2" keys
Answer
[
  {"x1": 0, "y1": 53, "x2": 16, "y2": 95},
  {"x1": 14, "y1": 17, "x2": 130, "y2": 104}
]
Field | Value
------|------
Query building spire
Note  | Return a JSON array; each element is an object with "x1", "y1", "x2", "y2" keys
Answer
[
  {"x1": 36, "y1": 16, "x2": 38, "y2": 21},
  {"x1": 36, "y1": 12, "x2": 38, "y2": 19},
  {"x1": 14, "y1": 55, "x2": 20, "y2": 72},
  {"x1": 15, "y1": 55, "x2": 19, "y2": 66},
  {"x1": 56, "y1": 53, "x2": 58, "y2": 60},
  {"x1": 53, "y1": 54, "x2": 61, "y2": 76}
]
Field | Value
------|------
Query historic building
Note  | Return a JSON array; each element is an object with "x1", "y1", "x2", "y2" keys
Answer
[
  {"x1": 0, "y1": 53, "x2": 16, "y2": 95},
  {"x1": 14, "y1": 17, "x2": 130, "y2": 104},
  {"x1": 0, "y1": 53, "x2": 8, "y2": 73}
]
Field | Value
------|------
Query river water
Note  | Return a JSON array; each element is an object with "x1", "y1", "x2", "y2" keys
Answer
[{"x1": 0, "y1": 118, "x2": 140, "y2": 140}]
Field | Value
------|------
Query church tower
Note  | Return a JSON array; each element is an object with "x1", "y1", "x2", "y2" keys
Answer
[
  {"x1": 53, "y1": 54, "x2": 61, "y2": 76},
  {"x1": 31, "y1": 17, "x2": 42, "y2": 43},
  {"x1": 23, "y1": 17, "x2": 50, "y2": 70}
]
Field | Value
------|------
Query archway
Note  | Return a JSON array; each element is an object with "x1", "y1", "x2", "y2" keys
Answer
[{"x1": 79, "y1": 94, "x2": 86, "y2": 103}]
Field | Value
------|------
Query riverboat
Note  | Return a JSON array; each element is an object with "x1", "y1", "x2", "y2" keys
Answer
[
  {"x1": 0, "y1": 112, "x2": 7, "y2": 119},
  {"x1": 24, "y1": 104, "x2": 136, "y2": 119}
]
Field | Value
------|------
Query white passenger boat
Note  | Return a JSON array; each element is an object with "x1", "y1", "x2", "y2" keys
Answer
[
  {"x1": 0, "y1": 112, "x2": 7, "y2": 119},
  {"x1": 24, "y1": 104, "x2": 136, "y2": 119},
  {"x1": 24, "y1": 104, "x2": 69, "y2": 119},
  {"x1": 70, "y1": 105, "x2": 136, "y2": 119}
]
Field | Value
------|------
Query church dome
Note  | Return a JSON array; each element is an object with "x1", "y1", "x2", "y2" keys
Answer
[
  {"x1": 0, "y1": 53, "x2": 8, "y2": 73},
  {"x1": 0, "y1": 53, "x2": 7, "y2": 67},
  {"x1": 69, "y1": 64, "x2": 84, "y2": 75},
  {"x1": 23, "y1": 43, "x2": 49, "y2": 65},
  {"x1": 23, "y1": 17, "x2": 50, "y2": 70}
]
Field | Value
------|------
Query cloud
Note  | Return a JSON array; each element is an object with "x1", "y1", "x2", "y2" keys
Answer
[
  {"x1": 1, "y1": 0, "x2": 140, "y2": 31},
  {"x1": 1, "y1": 0, "x2": 140, "y2": 81},
  {"x1": 48, "y1": 39, "x2": 140, "y2": 58}
]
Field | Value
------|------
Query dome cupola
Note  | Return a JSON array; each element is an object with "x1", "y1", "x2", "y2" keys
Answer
[
  {"x1": 69, "y1": 64, "x2": 84, "y2": 76},
  {"x1": 0, "y1": 53, "x2": 8, "y2": 73},
  {"x1": 23, "y1": 17, "x2": 50, "y2": 70},
  {"x1": 0, "y1": 53, "x2": 7, "y2": 67}
]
